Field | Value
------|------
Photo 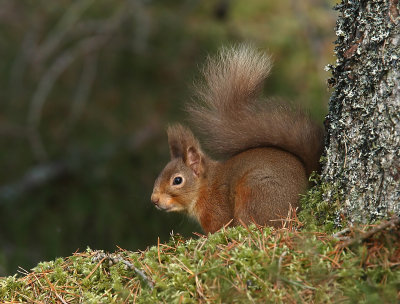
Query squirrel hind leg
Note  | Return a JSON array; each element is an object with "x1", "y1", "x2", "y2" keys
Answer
[{"x1": 232, "y1": 170, "x2": 302, "y2": 229}]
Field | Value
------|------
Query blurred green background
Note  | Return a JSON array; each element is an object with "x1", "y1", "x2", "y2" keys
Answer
[{"x1": 0, "y1": 0, "x2": 335, "y2": 276}]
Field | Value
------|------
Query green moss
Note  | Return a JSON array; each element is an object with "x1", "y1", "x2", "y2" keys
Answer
[
  {"x1": 299, "y1": 173, "x2": 344, "y2": 232},
  {"x1": 1, "y1": 223, "x2": 399, "y2": 303}
]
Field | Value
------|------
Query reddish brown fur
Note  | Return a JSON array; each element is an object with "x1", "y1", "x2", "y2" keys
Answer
[
  {"x1": 195, "y1": 181, "x2": 232, "y2": 233},
  {"x1": 188, "y1": 45, "x2": 324, "y2": 175},
  {"x1": 151, "y1": 45, "x2": 324, "y2": 233}
]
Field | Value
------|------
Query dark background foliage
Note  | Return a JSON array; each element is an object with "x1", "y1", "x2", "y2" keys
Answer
[{"x1": 0, "y1": 0, "x2": 335, "y2": 276}]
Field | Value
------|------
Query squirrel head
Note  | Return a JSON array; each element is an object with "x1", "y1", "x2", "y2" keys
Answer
[{"x1": 151, "y1": 124, "x2": 209, "y2": 216}]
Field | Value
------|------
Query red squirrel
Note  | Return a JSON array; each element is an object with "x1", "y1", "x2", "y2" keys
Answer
[{"x1": 151, "y1": 45, "x2": 324, "y2": 233}]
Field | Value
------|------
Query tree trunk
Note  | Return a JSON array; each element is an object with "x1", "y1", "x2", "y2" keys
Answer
[{"x1": 322, "y1": 0, "x2": 400, "y2": 223}]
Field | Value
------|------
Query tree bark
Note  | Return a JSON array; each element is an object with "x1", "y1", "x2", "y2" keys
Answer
[{"x1": 323, "y1": 0, "x2": 400, "y2": 223}]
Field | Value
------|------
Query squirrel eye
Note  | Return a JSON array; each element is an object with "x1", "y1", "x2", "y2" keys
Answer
[{"x1": 172, "y1": 176, "x2": 183, "y2": 185}]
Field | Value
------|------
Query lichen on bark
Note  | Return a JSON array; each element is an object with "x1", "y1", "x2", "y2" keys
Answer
[{"x1": 323, "y1": 0, "x2": 400, "y2": 223}]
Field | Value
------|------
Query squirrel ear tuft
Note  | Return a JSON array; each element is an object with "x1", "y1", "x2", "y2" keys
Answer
[
  {"x1": 167, "y1": 124, "x2": 201, "y2": 159},
  {"x1": 167, "y1": 125, "x2": 183, "y2": 159},
  {"x1": 167, "y1": 124, "x2": 205, "y2": 176}
]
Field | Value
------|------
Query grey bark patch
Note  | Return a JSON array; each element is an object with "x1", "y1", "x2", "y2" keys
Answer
[{"x1": 323, "y1": 0, "x2": 400, "y2": 223}]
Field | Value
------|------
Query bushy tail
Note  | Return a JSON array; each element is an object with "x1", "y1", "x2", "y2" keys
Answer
[{"x1": 187, "y1": 45, "x2": 324, "y2": 175}]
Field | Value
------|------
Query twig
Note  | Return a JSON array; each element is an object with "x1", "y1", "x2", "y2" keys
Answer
[
  {"x1": 157, "y1": 237, "x2": 162, "y2": 266},
  {"x1": 35, "y1": 0, "x2": 95, "y2": 64},
  {"x1": 332, "y1": 227, "x2": 351, "y2": 240},
  {"x1": 9, "y1": 29, "x2": 38, "y2": 100},
  {"x1": 27, "y1": 35, "x2": 111, "y2": 160},
  {"x1": 43, "y1": 272, "x2": 69, "y2": 304},
  {"x1": 276, "y1": 251, "x2": 287, "y2": 288},
  {"x1": 84, "y1": 256, "x2": 106, "y2": 280},
  {"x1": 27, "y1": 5, "x2": 130, "y2": 161},
  {"x1": 0, "y1": 161, "x2": 69, "y2": 202},
  {"x1": 128, "y1": 0, "x2": 151, "y2": 53},
  {"x1": 65, "y1": 53, "x2": 98, "y2": 133},
  {"x1": 340, "y1": 216, "x2": 400, "y2": 248},
  {"x1": 92, "y1": 251, "x2": 154, "y2": 289},
  {"x1": 0, "y1": 122, "x2": 159, "y2": 203}
]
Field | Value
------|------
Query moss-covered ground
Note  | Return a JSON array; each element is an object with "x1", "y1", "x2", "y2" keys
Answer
[{"x1": 1, "y1": 216, "x2": 399, "y2": 303}]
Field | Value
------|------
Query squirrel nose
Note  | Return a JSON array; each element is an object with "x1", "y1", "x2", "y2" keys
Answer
[{"x1": 151, "y1": 194, "x2": 160, "y2": 205}]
